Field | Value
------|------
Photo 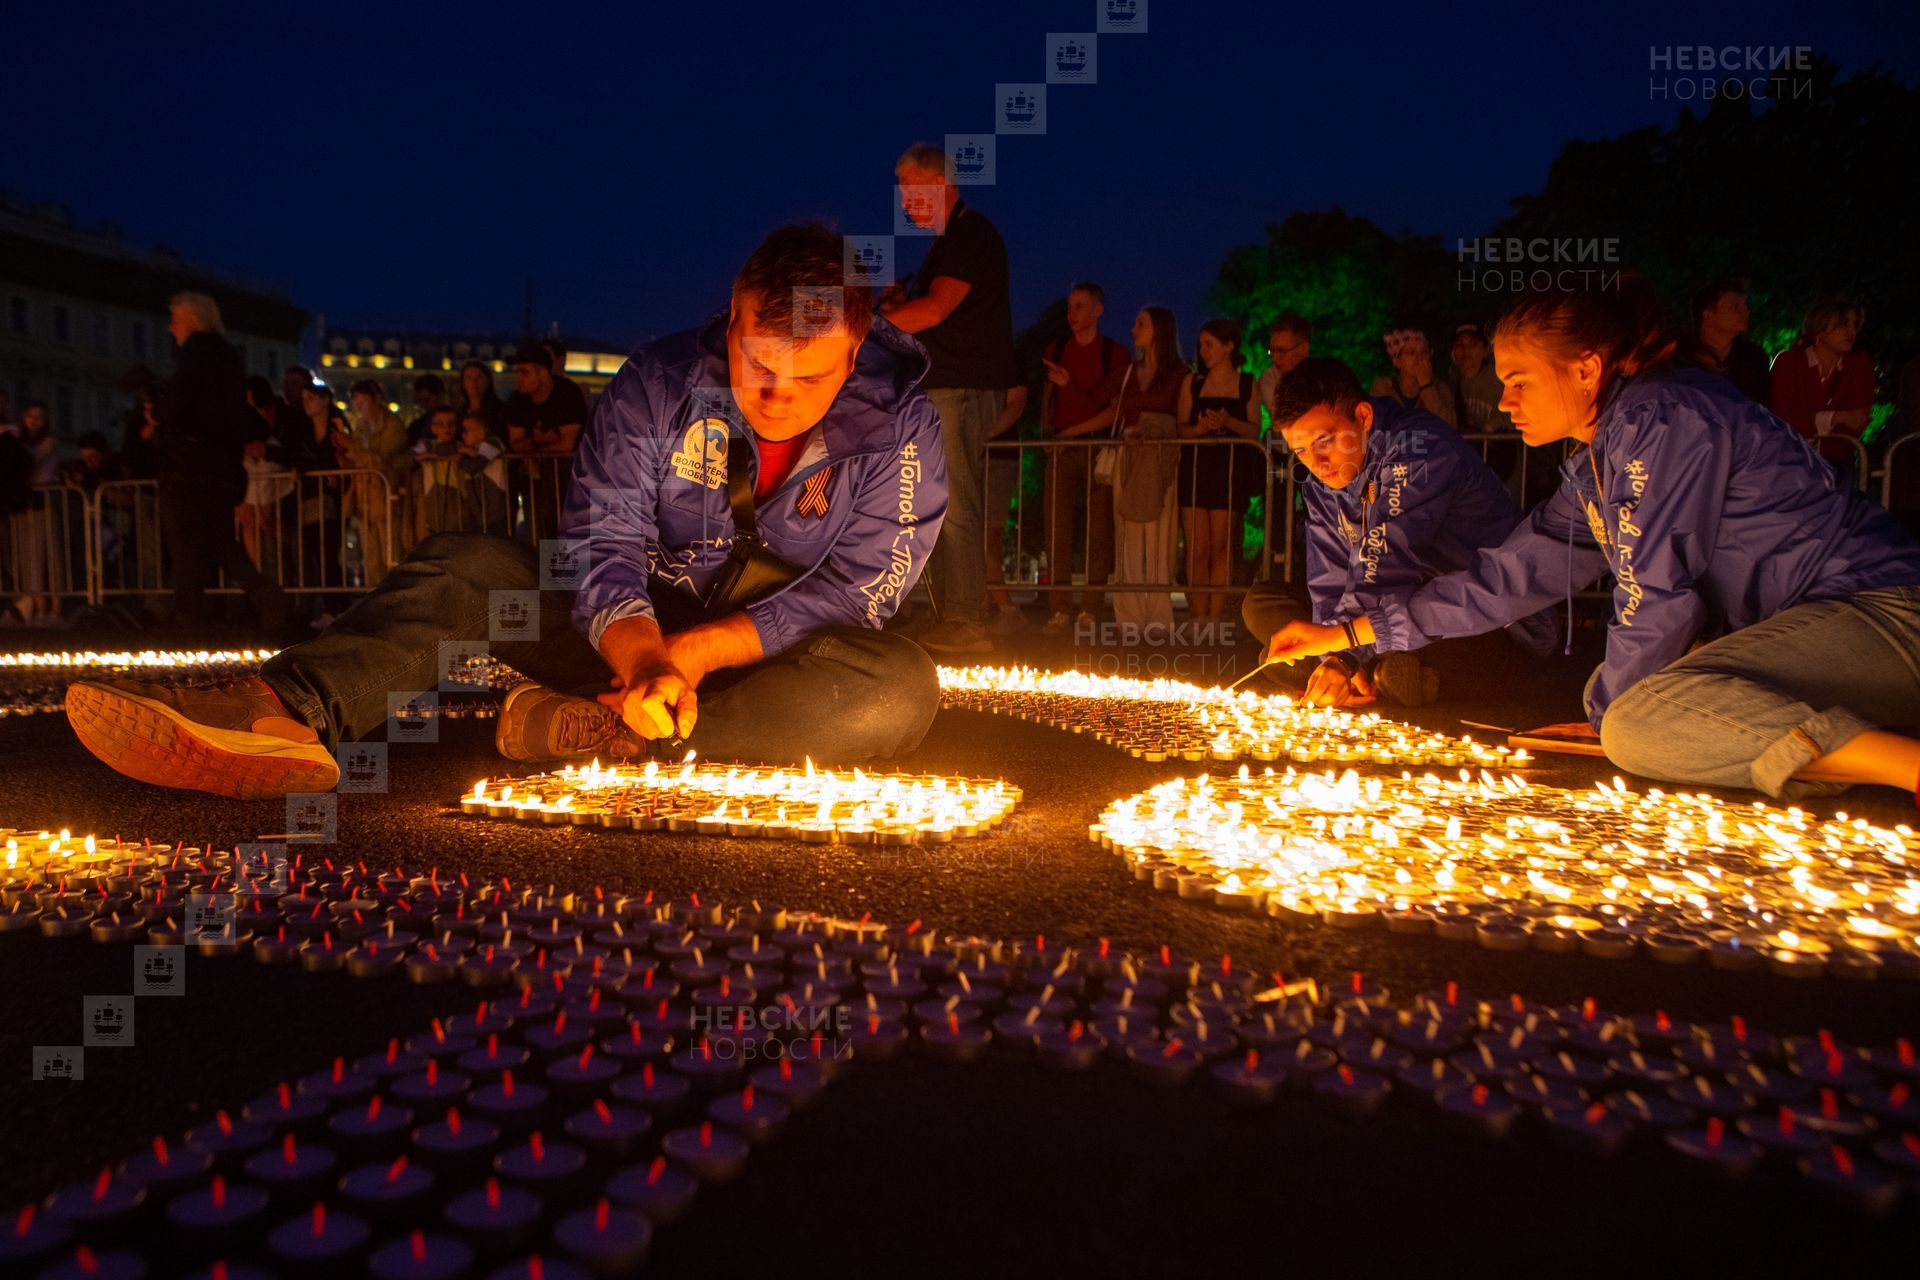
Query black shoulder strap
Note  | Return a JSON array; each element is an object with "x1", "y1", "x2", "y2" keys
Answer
[{"x1": 726, "y1": 431, "x2": 760, "y2": 545}]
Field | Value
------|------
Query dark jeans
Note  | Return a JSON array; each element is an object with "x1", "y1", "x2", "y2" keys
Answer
[
  {"x1": 261, "y1": 533, "x2": 942, "y2": 765},
  {"x1": 161, "y1": 479, "x2": 267, "y2": 627}
]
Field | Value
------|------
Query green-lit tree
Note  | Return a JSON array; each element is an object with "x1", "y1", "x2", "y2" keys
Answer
[{"x1": 1210, "y1": 208, "x2": 1455, "y2": 383}]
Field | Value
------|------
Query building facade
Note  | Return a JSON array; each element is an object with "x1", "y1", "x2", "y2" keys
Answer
[
  {"x1": 318, "y1": 329, "x2": 627, "y2": 414},
  {"x1": 0, "y1": 193, "x2": 307, "y2": 450}
]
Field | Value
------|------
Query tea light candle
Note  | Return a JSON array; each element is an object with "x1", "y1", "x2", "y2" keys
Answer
[
  {"x1": 552, "y1": 1199, "x2": 653, "y2": 1277},
  {"x1": 184, "y1": 1110, "x2": 271, "y2": 1168},
  {"x1": 564, "y1": 1100, "x2": 652, "y2": 1161},
  {"x1": 41, "y1": 1169, "x2": 147, "y2": 1237},
  {"x1": 1542, "y1": 1101, "x2": 1634, "y2": 1155},
  {"x1": 1665, "y1": 1118, "x2": 1762, "y2": 1179},
  {"x1": 1312, "y1": 1065, "x2": 1391, "y2": 1116},
  {"x1": 367, "y1": 1229, "x2": 474, "y2": 1280},
  {"x1": 610, "y1": 1063, "x2": 692, "y2": 1113},
  {"x1": 1798, "y1": 1146, "x2": 1900, "y2": 1215},
  {"x1": 606, "y1": 1156, "x2": 699, "y2": 1224},
  {"x1": 266, "y1": 1202, "x2": 370, "y2": 1270},
  {"x1": 338, "y1": 1155, "x2": 436, "y2": 1223},
  {"x1": 707, "y1": 1085, "x2": 789, "y2": 1142},
  {"x1": 442, "y1": 1178, "x2": 542, "y2": 1252},
  {"x1": 660, "y1": 1121, "x2": 749, "y2": 1182}
]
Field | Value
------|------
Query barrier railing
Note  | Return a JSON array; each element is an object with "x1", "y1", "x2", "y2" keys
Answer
[
  {"x1": 982, "y1": 437, "x2": 1276, "y2": 601},
  {"x1": 409, "y1": 451, "x2": 570, "y2": 541},
  {"x1": 4, "y1": 485, "x2": 95, "y2": 608},
  {"x1": 90, "y1": 469, "x2": 396, "y2": 602},
  {"x1": 1810, "y1": 433, "x2": 1872, "y2": 494},
  {"x1": 1881, "y1": 433, "x2": 1920, "y2": 513}
]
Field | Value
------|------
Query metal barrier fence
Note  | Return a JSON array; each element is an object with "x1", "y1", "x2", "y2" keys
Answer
[
  {"x1": 983, "y1": 437, "x2": 1276, "y2": 599},
  {"x1": 15, "y1": 428, "x2": 1909, "y2": 614},
  {"x1": 1881, "y1": 434, "x2": 1920, "y2": 512}
]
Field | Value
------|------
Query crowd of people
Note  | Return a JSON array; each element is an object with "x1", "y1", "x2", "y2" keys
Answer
[
  {"x1": 0, "y1": 301, "x2": 594, "y2": 630},
  {"x1": 1, "y1": 146, "x2": 1912, "y2": 661}
]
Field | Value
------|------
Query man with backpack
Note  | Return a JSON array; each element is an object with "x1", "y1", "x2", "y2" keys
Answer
[{"x1": 1038, "y1": 282, "x2": 1130, "y2": 632}]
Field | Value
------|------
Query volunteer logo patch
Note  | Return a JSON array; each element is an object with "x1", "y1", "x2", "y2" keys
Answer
[{"x1": 671, "y1": 418, "x2": 730, "y2": 489}]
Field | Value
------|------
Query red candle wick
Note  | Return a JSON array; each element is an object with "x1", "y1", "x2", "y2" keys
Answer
[
  {"x1": 1338, "y1": 1065, "x2": 1354, "y2": 1085},
  {"x1": 410, "y1": 1229, "x2": 427, "y2": 1262},
  {"x1": 92, "y1": 1168, "x2": 110, "y2": 1201},
  {"x1": 14, "y1": 1206, "x2": 33, "y2": 1237},
  {"x1": 699, "y1": 1122, "x2": 714, "y2": 1149},
  {"x1": 385, "y1": 1156, "x2": 408, "y2": 1184},
  {"x1": 152, "y1": 1136, "x2": 170, "y2": 1166},
  {"x1": 578, "y1": 1045, "x2": 594, "y2": 1071},
  {"x1": 1099, "y1": 938, "x2": 1111, "y2": 958},
  {"x1": 1832, "y1": 1146, "x2": 1855, "y2": 1177},
  {"x1": 331, "y1": 1057, "x2": 344, "y2": 1084},
  {"x1": 211, "y1": 1176, "x2": 227, "y2": 1208},
  {"x1": 1583, "y1": 1103, "x2": 1607, "y2": 1125},
  {"x1": 1655, "y1": 1009, "x2": 1670, "y2": 1032},
  {"x1": 1707, "y1": 1117, "x2": 1724, "y2": 1149},
  {"x1": 742, "y1": 1085, "x2": 756, "y2": 1111},
  {"x1": 780, "y1": 1057, "x2": 795, "y2": 1081},
  {"x1": 277, "y1": 1082, "x2": 292, "y2": 1109},
  {"x1": 282, "y1": 1133, "x2": 298, "y2": 1165},
  {"x1": 447, "y1": 1108, "x2": 463, "y2": 1136},
  {"x1": 1779, "y1": 1106, "x2": 1795, "y2": 1136},
  {"x1": 75, "y1": 1245, "x2": 97, "y2": 1273},
  {"x1": 906, "y1": 919, "x2": 921, "y2": 935},
  {"x1": 1244, "y1": 1050, "x2": 1259, "y2": 1073},
  {"x1": 310, "y1": 1201, "x2": 326, "y2": 1238},
  {"x1": 595, "y1": 1198, "x2": 611, "y2": 1232},
  {"x1": 216, "y1": 1111, "x2": 234, "y2": 1137},
  {"x1": 1821, "y1": 1089, "x2": 1838, "y2": 1121},
  {"x1": 529, "y1": 1132, "x2": 545, "y2": 1162},
  {"x1": 643, "y1": 1064, "x2": 656, "y2": 1087},
  {"x1": 485, "y1": 1178, "x2": 501, "y2": 1210},
  {"x1": 501, "y1": 1070, "x2": 515, "y2": 1098},
  {"x1": 594, "y1": 1099, "x2": 612, "y2": 1124},
  {"x1": 366, "y1": 1095, "x2": 382, "y2": 1121},
  {"x1": 426, "y1": 1060, "x2": 439, "y2": 1086}
]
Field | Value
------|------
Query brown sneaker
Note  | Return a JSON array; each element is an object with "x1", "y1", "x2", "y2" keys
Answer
[
  {"x1": 66, "y1": 677, "x2": 339, "y2": 799},
  {"x1": 1370, "y1": 653, "x2": 1440, "y2": 707},
  {"x1": 495, "y1": 681, "x2": 651, "y2": 764}
]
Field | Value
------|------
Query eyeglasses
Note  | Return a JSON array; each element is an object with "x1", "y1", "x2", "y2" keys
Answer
[{"x1": 1268, "y1": 343, "x2": 1303, "y2": 358}]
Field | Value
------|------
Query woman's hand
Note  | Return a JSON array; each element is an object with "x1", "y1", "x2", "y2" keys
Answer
[
  {"x1": 1302, "y1": 660, "x2": 1375, "y2": 708},
  {"x1": 1261, "y1": 620, "x2": 1350, "y2": 666}
]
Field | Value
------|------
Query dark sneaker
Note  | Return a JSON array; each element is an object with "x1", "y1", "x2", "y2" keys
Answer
[
  {"x1": 1371, "y1": 653, "x2": 1440, "y2": 707},
  {"x1": 66, "y1": 677, "x2": 338, "y2": 799},
  {"x1": 916, "y1": 619, "x2": 994, "y2": 656},
  {"x1": 495, "y1": 682, "x2": 650, "y2": 764}
]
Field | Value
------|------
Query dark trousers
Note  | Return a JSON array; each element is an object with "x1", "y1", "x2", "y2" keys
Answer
[
  {"x1": 160, "y1": 480, "x2": 267, "y2": 627},
  {"x1": 261, "y1": 533, "x2": 942, "y2": 764}
]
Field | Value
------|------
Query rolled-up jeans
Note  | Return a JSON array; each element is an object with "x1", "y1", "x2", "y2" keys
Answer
[
  {"x1": 261, "y1": 533, "x2": 941, "y2": 765},
  {"x1": 925, "y1": 387, "x2": 997, "y2": 623},
  {"x1": 1598, "y1": 584, "x2": 1920, "y2": 797}
]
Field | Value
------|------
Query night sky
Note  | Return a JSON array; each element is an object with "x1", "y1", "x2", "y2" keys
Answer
[{"x1": 7, "y1": 0, "x2": 1913, "y2": 352}]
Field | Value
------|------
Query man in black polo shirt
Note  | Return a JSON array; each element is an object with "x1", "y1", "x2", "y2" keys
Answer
[{"x1": 882, "y1": 142, "x2": 1016, "y2": 655}]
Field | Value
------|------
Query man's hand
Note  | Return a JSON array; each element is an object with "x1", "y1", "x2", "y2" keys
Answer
[
  {"x1": 1829, "y1": 408, "x2": 1871, "y2": 433},
  {"x1": 1261, "y1": 620, "x2": 1350, "y2": 666},
  {"x1": 598, "y1": 665, "x2": 697, "y2": 740},
  {"x1": 1302, "y1": 660, "x2": 1375, "y2": 708},
  {"x1": 1041, "y1": 357, "x2": 1071, "y2": 388}
]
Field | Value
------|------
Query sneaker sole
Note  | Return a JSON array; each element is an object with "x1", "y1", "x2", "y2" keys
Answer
[{"x1": 66, "y1": 681, "x2": 340, "y2": 800}]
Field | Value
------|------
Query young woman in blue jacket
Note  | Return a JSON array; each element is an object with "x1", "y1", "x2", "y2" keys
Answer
[{"x1": 1263, "y1": 277, "x2": 1920, "y2": 800}]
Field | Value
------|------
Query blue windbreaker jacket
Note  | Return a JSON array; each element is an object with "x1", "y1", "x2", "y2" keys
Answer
[
  {"x1": 560, "y1": 314, "x2": 948, "y2": 657},
  {"x1": 1305, "y1": 398, "x2": 1559, "y2": 667},
  {"x1": 1365, "y1": 366, "x2": 1920, "y2": 728}
]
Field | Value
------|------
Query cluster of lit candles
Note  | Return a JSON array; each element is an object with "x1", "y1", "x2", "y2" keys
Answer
[
  {"x1": 937, "y1": 665, "x2": 1531, "y2": 770},
  {"x1": 1091, "y1": 765, "x2": 1920, "y2": 975},
  {"x1": 461, "y1": 758, "x2": 1021, "y2": 846},
  {"x1": 8, "y1": 874, "x2": 1917, "y2": 1277},
  {"x1": 0, "y1": 647, "x2": 519, "y2": 720},
  {"x1": 0, "y1": 650, "x2": 278, "y2": 720}
]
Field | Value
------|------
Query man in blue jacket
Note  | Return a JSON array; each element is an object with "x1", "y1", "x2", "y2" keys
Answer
[
  {"x1": 66, "y1": 224, "x2": 951, "y2": 798},
  {"x1": 1241, "y1": 358, "x2": 1557, "y2": 707}
]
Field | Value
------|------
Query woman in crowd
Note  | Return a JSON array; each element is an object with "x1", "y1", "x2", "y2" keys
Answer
[
  {"x1": 1174, "y1": 318, "x2": 1260, "y2": 630},
  {"x1": 1071, "y1": 307, "x2": 1187, "y2": 633},
  {"x1": 1263, "y1": 276, "x2": 1920, "y2": 801},
  {"x1": 292, "y1": 381, "x2": 349, "y2": 616},
  {"x1": 1770, "y1": 297, "x2": 1874, "y2": 473},
  {"x1": 461, "y1": 360, "x2": 505, "y2": 419},
  {"x1": 1370, "y1": 326, "x2": 1458, "y2": 426}
]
